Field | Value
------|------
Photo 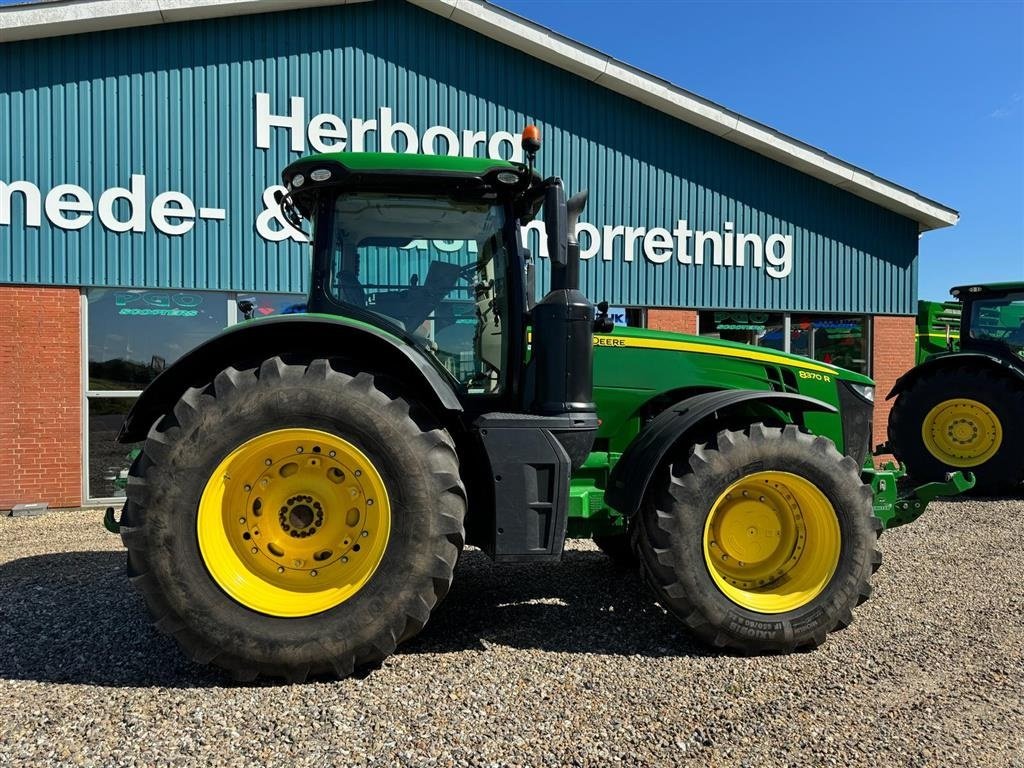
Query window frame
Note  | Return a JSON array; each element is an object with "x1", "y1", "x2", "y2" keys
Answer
[
  {"x1": 82, "y1": 288, "x2": 285, "y2": 504},
  {"x1": 696, "y1": 309, "x2": 872, "y2": 377}
]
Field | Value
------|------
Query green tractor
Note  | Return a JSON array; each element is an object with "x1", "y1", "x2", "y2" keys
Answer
[
  {"x1": 888, "y1": 282, "x2": 1024, "y2": 495},
  {"x1": 110, "y1": 131, "x2": 969, "y2": 681}
]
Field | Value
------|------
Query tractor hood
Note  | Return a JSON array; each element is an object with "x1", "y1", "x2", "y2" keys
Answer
[{"x1": 601, "y1": 325, "x2": 875, "y2": 386}]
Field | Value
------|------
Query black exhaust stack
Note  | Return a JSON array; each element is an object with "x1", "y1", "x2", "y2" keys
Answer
[
  {"x1": 532, "y1": 181, "x2": 597, "y2": 430},
  {"x1": 475, "y1": 127, "x2": 599, "y2": 563}
]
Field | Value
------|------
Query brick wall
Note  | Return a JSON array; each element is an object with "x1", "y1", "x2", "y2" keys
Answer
[
  {"x1": 0, "y1": 286, "x2": 82, "y2": 509},
  {"x1": 871, "y1": 315, "x2": 917, "y2": 461},
  {"x1": 647, "y1": 308, "x2": 699, "y2": 335}
]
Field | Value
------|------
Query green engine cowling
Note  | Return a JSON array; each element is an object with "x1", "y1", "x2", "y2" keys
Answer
[{"x1": 567, "y1": 325, "x2": 972, "y2": 538}]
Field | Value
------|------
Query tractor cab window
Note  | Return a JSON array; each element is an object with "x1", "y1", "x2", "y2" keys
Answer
[
  {"x1": 327, "y1": 194, "x2": 509, "y2": 393},
  {"x1": 969, "y1": 292, "x2": 1024, "y2": 358}
]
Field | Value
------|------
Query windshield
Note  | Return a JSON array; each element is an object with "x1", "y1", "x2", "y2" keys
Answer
[
  {"x1": 969, "y1": 292, "x2": 1024, "y2": 359},
  {"x1": 327, "y1": 194, "x2": 510, "y2": 392}
]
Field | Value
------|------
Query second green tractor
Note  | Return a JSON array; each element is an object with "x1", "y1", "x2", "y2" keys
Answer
[{"x1": 887, "y1": 283, "x2": 1024, "y2": 494}]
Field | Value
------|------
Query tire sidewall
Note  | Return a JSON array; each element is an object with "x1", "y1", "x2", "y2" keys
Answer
[
  {"x1": 656, "y1": 430, "x2": 873, "y2": 648},
  {"x1": 141, "y1": 365, "x2": 453, "y2": 667},
  {"x1": 890, "y1": 368, "x2": 1024, "y2": 492}
]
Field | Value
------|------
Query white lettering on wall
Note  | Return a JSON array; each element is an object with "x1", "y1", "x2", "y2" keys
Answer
[
  {"x1": 97, "y1": 174, "x2": 147, "y2": 233},
  {"x1": 151, "y1": 191, "x2": 196, "y2": 236},
  {"x1": 0, "y1": 90, "x2": 799, "y2": 281},
  {"x1": 254, "y1": 93, "x2": 524, "y2": 162},
  {"x1": 0, "y1": 176, "x2": 223, "y2": 237},
  {"x1": 518, "y1": 220, "x2": 794, "y2": 280},
  {"x1": 0, "y1": 180, "x2": 42, "y2": 227},
  {"x1": 45, "y1": 184, "x2": 93, "y2": 230}
]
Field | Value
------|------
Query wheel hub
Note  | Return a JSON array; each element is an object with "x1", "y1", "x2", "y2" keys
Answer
[
  {"x1": 706, "y1": 483, "x2": 806, "y2": 590},
  {"x1": 197, "y1": 428, "x2": 391, "y2": 617},
  {"x1": 703, "y1": 471, "x2": 840, "y2": 614},
  {"x1": 280, "y1": 496, "x2": 323, "y2": 537},
  {"x1": 922, "y1": 398, "x2": 1002, "y2": 467}
]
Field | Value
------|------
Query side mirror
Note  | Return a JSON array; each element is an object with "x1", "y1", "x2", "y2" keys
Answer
[
  {"x1": 566, "y1": 190, "x2": 588, "y2": 234},
  {"x1": 523, "y1": 249, "x2": 536, "y2": 311},
  {"x1": 544, "y1": 182, "x2": 567, "y2": 268},
  {"x1": 238, "y1": 297, "x2": 256, "y2": 321}
]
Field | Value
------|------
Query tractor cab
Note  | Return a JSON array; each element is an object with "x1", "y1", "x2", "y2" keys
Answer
[
  {"x1": 951, "y1": 282, "x2": 1024, "y2": 362},
  {"x1": 277, "y1": 143, "x2": 593, "y2": 427}
]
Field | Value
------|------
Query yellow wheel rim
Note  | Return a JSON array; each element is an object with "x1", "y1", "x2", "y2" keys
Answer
[
  {"x1": 702, "y1": 471, "x2": 840, "y2": 614},
  {"x1": 197, "y1": 428, "x2": 390, "y2": 618},
  {"x1": 921, "y1": 398, "x2": 1002, "y2": 468}
]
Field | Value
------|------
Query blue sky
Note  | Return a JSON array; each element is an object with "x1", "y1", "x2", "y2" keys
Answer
[{"x1": 499, "y1": 0, "x2": 1024, "y2": 300}]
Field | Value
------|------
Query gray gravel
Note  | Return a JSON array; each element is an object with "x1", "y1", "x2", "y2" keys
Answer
[{"x1": 1, "y1": 499, "x2": 1022, "y2": 768}]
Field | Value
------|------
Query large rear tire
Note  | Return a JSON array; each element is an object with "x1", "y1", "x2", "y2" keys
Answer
[
  {"x1": 888, "y1": 366, "x2": 1024, "y2": 495},
  {"x1": 632, "y1": 424, "x2": 879, "y2": 653},
  {"x1": 121, "y1": 357, "x2": 466, "y2": 681}
]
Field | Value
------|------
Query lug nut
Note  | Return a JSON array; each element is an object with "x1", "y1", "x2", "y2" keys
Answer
[
  {"x1": 251, "y1": 547, "x2": 258, "y2": 554},
  {"x1": 277, "y1": 566, "x2": 285, "y2": 573},
  {"x1": 310, "y1": 570, "x2": 318, "y2": 577}
]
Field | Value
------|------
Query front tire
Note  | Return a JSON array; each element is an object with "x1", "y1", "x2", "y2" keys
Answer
[
  {"x1": 888, "y1": 366, "x2": 1024, "y2": 495},
  {"x1": 632, "y1": 424, "x2": 879, "y2": 653},
  {"x1": 121, "y1": 357, "x2": 466, "y2": 681}
]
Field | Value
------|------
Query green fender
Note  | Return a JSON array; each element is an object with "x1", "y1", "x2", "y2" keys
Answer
[
  {"x1": 118, "y1": 314, "x2": 463, "y2": 443},
  {"x1": 604, "y1": 390, "x2": 837, "y2": 519},
  {"x1": 887, "y1": 350, "x2": 1024, "y2": 400}
]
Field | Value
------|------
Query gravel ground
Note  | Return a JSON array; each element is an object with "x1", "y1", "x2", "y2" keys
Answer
[{"x1": 1, "y1": 499, "x2": 1022, "y2": 768}]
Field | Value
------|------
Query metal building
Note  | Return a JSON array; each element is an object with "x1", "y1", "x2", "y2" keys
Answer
[{"x1": 0, "y1": 0, "x2": 957, "y2": 507}]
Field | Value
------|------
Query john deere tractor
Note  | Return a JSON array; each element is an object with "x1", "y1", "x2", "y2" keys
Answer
[
  {"x1": 888, "y1": 282, "x2": 1024, "y2": 494},
  {"x1": 111, "y1": 130, "x2": 967, "y2": 681}
]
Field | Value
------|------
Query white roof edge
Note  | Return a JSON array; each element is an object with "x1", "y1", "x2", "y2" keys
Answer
[
  {"x1": 0, "y1": 0, "x2": 371, "y2": 43},
  {"x1": 0, "y1": 0, "x2": 959, "y2": 231},
  {"x1": 418, "y1": 0, "x2": 958, "y2": 232}
]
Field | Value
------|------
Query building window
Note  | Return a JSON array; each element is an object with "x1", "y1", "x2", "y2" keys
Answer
[
  {"x1": 698, "y1": 310, "x2": 786, "y2": 350},
  {"x1": 698, "y1": 310, "x2": 870, "y2": 375},
  {"x1": 87, "y1": 397, "x2": 137, "y2": 500},
  {"x1": 790, "y1": 315, "x2": 870, "y2": 375},
  {"x1": 234, "y1": 292, "x2": 308, "y2": 322},
  {"x1": 84, "y1": 288, "x2": 230, "y2": 501},
  {"x1": 624, "y1": 307, "x2": 646, "y2": 328}
]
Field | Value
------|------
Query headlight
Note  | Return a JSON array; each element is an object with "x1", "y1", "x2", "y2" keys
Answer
[{"x1": 847, "y1": 382, "x2": 874, "y2": 403}]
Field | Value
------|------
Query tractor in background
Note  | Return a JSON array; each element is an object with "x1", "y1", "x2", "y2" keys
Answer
[{"x1": 888, "y1": 282, "x2": 1024, "y2": 495}]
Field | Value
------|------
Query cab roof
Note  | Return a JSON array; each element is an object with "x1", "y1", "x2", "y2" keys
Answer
[
  {"x1": 294, "y1": 151, "x2": 518, "y2": 176},
  {"x1": 951, "y1": 282, "x2": 1024, "y2": 299},
  {"x1": 280, "y1": 151, "x2": 542, "y2": 220}
]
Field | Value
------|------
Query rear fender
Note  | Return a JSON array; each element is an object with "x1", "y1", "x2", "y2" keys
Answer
[
  {"x1": 118, "y1": 315, "x2": 463, "y2": 443},
  {"x1": 887, "y1": 351, "x2": 1024, "y2": 400},
  {"x1": 604, "y1": 390, "x2": 837, "y2": 519}
]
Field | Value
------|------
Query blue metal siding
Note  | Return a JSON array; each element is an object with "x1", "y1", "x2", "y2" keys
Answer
[{"x1": 0, "y1": 0, "x2": 919, "y2": 313}]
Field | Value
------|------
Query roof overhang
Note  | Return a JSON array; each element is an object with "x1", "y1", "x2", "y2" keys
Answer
[{"x1": 0, "y1": 0, "x2": 959, "y2": 232}]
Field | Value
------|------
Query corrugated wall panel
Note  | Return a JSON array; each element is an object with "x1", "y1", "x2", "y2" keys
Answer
[{"x1": 0, "y1": 0, "x2": 919, "y2": 313}]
